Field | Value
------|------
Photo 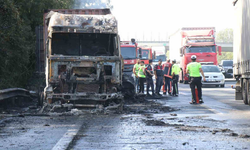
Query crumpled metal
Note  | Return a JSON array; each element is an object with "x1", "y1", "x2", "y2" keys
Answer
[{"x1": 48, "y1": 12, "x2": 118, "y2": 34}]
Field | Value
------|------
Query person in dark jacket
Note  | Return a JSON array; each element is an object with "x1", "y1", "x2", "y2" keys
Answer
[
  {"x1": 154, "y1": 59, "x2": 164, "y2": 96},
  {"x1": 144, "y1": 59, "x2": 155, "y2": 97},
  {"x1": 162, "y1": 59, "x2": 172, "y2": 95}
]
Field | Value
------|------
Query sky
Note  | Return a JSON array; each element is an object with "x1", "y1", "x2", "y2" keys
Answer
[{"x1": 111, "y1": 0, "x2": 235, "y2": 41}]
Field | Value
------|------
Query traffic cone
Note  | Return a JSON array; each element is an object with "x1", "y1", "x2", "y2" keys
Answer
[{"x1": 195, "y1": 87, "x2": 199, "y2": 104}]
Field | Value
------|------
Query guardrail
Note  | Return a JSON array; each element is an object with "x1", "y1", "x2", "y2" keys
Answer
[{"x1": 0, "y1": 88, "x2": 32, "y2": 101}]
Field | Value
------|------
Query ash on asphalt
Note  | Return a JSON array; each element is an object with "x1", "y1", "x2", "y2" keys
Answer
[{"x1": 123, "y1": 95, "x2": 179, "y2": 114}]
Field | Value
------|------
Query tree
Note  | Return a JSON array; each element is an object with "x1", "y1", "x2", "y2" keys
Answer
[
  {"x1": 218, "y1": 52, "x2": 233, "y2": 64},
  {"x1": 0, "y1": 0, "x2": 32, "y2": 88},
  {"x1": 216, "y1": 28, "x2": 233, "y2": 43},
  {"x1": 0, "y1": 0, "x2": 74, "y2": 89}
]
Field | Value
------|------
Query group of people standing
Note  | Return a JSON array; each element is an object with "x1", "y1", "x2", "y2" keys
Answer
[
  {"x1": 133, "y1": 58, "x2": 181, "y2": 98},
  {"x1": 132, "y1": 55, "x2": 206, "y2": 104}
]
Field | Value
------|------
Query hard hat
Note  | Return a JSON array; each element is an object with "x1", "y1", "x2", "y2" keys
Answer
[
  {"x1": 172, "y1": 59, "x2": 176, "y2": 63},
  {"x1": 191, "y1": 55, "x2": 197, "y2": 60}
]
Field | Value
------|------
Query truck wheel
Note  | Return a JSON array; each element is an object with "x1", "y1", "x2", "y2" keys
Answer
[
  {"x1": 38, "y1": 92, "x2": 44, "y2": 106},
  {"x1": 221, "y1": 84, "x2": 225, "y2": 88},
  {"x1": 247, "y1": 80, "x2": 250, "y2": 106},
  {"x1": 243, "y1": 80, "x2": 248, "y2": 105}
]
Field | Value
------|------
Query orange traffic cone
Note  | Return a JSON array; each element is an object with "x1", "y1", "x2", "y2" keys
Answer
[{"x1": 195, "y1": 87, "x2": 199, "y2": 104}]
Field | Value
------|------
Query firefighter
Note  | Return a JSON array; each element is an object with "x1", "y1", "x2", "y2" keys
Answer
[
  {"x1": 171, "y1": 59, "x2": 181, "y2": 96},
  {"x1": 154, "y1": 59, "x2": 164, "y2": 96},
  {"x1": 144, "y1": 59, "x2": 155, "y2": 97},
  {"x1": 162, "y1": 59, "x2": 172, "y2": 95},
  {"x1": 133, "y1": 58, "x2": 141, "y2": 93},
  {"x1": 186, "y1": 55, "x2": 206, "y2": 104},
  {"x1": 138, "y1": 61, "x2": 146, "y2": 94}
]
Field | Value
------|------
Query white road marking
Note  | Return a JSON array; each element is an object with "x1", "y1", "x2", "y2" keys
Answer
[
  {"x1": 179, "y1": 92, "x2": 190, "y2": 95},
  {"x1": 52, "y1": 120, "x2": 82, "y2": 150},
  {"x1": 201, "y1": 105, "x2": 224, "y2": 115}
]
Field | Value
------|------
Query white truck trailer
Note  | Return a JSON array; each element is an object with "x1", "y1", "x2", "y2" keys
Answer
[{"x1": 233, "y1": 0, "x2": 250, "y2": 105}]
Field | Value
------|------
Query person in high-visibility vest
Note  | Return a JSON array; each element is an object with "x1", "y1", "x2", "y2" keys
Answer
[
  {"x1": 171, "y1": 59, "x2": 181, "y2": 96},
  {"x1": 138, "y1": 61, "x2": 146, "y2": 94},
  {"x1": 186, "y1": 55, "x2": 206, "y2": 104},
  {"x1": 133, "y1": 58, "x2": 141, "y2": 93}
]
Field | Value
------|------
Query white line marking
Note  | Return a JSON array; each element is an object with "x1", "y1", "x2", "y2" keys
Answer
[
  {"x1": 201, "y1": 105, "x2": 224, "y2": 115},
  {"x1": 52, "y1": 121, "x2": 82, "y2": 150},
  {"x1": 179, "y1": 92, "x2": 190, "y2": 95}
]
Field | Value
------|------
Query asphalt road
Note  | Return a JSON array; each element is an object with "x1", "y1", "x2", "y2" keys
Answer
[
  {"x1": 71, "y1": 80, "x2": 250, "y2": 150},
  {"x1": 1, "y1": 80, "x2": 250, "y2": 150}
]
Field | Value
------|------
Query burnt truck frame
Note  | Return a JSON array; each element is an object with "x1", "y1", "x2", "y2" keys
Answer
[{"x1": 41, "y1": 9, "x2": 124, "y2": 106}]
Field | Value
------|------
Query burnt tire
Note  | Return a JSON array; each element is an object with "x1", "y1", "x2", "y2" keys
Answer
[
  {"x1": 122, "y1": 74, "x2": 135, "y2": 99},
  {"x1": 38, "y1": 92, "x2": 44, "y2": 106},
  {"x1": 243, "y1": 79, "x2": 248, "y2": 105},
  {"x1": 247, "y1": 80, "x2": 250, "y2": 106}
]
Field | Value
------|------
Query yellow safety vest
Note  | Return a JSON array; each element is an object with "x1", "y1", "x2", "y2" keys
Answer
[
  {"x1": 138, "y1": 65, "x2": 146, "y2": 78},
  {"x1": 134, "y1": 63, "x2": 140, "y2": 75},
  {"x1": 172, "y1": 64, "x2": 181, "y2": 75},
  {"x1": 187, "y1": 62, "x2": 202, "y2": 77}
]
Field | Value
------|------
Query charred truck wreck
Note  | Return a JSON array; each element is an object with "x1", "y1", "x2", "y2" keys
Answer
[{"x1": 40, "y1": 9, "x2": 128, "y2": 107}]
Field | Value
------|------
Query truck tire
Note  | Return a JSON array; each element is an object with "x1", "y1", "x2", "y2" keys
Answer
[
  {"x1": 38, "y1": 92, "x2": 44, "y2": 106},
  {"x1": 247, "y1": 80, "x2": 250, "y2": 106},
  {"x1": 243, "y1": 79, "x2": 248, "y2": 105},
  {"x1": 221, "y1": 84, "x2": 225, "y2": 88}
]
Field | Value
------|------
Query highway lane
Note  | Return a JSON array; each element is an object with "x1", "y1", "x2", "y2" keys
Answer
[
  {"x1": 70, "y1": 81, "x2": 250, "y2": 150},
  {"x1": 2, "y1": 80, "x2": 250, "y2": 150}
]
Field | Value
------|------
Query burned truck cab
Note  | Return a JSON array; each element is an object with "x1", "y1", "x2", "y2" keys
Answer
[{"x1": 43, "y1": 10, "x2": 123, "y2": 104}]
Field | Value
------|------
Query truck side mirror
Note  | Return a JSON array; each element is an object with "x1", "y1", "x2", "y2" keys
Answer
[
  {"x1": 139, "y1": 48, "x2": 142, "y2": 58},
  {"x1": 153, "y1": 51, "x2": 156, "y2": 59},
  {"x1": 218, "y1": 46, "x2": 222, "y2": 55},
  {"x1": 180, "y1": 48, "x2": 183, "y2": 57}
]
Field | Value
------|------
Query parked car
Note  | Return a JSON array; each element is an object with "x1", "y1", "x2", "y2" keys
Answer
[
  {"x1": 219, "y1": 60, "x2": 233, "y2": 78},
  {"x1": 201, "y1": 65, "x2": 225, "y2": 87}
]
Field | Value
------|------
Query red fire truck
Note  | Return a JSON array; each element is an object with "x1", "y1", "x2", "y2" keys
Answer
[
  {"x1": 137, "y1": 46, "x2": 153, "y2": 65},
  {"x1": 169, "y1": 27, "x2": 222, "y2": 84},
  {"x1": 120, "y1": 39, "x2": 139, "y2": 75}
]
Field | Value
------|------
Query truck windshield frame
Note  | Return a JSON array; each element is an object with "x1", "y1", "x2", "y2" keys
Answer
[
  {"x1": 185, "y1": 46, "x2": 216, "y2": 53},
  {"x1": 51, "y1": 33, "x2": 118, "y2": 56},
  {"x1": 121, "y1": 47, "x2": 136, "y2": 59},
  {"x1": 139, "y1": 49, "x2": 150, "y2": 59},
  {"x1": 153, "y1": 55, "x2": 166, "y2": 62}
]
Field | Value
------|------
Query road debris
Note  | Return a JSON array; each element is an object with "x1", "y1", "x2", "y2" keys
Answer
[{"x1": 239, "y1": 134, "x2": 250, "y2": 138}]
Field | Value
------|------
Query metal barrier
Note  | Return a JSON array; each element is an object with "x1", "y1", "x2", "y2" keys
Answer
[{"x1": 0, "y1": 88, "x2": 31, "y2": 101}]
